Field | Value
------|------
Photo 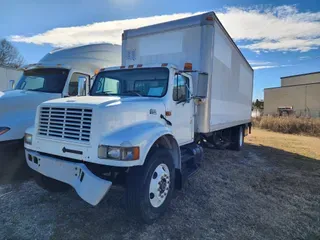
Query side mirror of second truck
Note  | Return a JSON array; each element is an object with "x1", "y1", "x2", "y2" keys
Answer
[
  {"x1": 8, "y1": 80, "x2": 15, "y2": 90},
  {"x1": 77, "y1": 76, "x2": 87, "y2": 96}
]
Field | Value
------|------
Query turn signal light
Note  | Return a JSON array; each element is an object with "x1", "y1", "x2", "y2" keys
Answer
[
  {"x1": 120, "y1": 66, "x2": 125, "y2": 69},
  {"x1": 132, "y1": 147, "x2": 140, "y2": 160},
  {"x1": 161, "y1": 63, "x2": 168, "y2": 67},
  {"x1": 128, "y1": 65, "x2": 134, "y2": 69},
  {"x1": 0, "y1": 127, "x2": 10, "y2": 135},
  {"x1": 165, "y1": 111, "x2": 172, "y2": 116},
  {"x1": 137, "y1": 64, "x2": 143, "y2": 68}
]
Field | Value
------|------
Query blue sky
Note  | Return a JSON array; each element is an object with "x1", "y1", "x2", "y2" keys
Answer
[{"x1": 1, "y1": 0, "x2": 320, "y2": 100}]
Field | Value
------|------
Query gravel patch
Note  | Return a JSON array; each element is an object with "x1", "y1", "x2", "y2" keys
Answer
[{"x1": 1, "y1": 143, "x2": 320, "y2": 240}]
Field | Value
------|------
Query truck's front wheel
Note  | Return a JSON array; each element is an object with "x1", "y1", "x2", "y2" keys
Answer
[
  {"x1": 125, "y1": 148, "x2": 175, "y2": 224},
  {"x1": 34, "y1": 173, "x2": 70, "y2": 192}
]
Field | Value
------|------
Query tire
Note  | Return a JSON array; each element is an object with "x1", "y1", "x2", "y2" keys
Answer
[
  {"x1": 34, "y1": 173, "x2": 70, "y2": 192},
  {"x1": 229, "y1": 126, "x2": 244, "y2": 151},
  {"x1": 125, "y1": 148, "x2": 175, "y2": 224}
]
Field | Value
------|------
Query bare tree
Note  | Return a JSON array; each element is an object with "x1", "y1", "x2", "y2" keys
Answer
[{"x1": 0, "y1": 39, "x2": 25, "y2": 68}]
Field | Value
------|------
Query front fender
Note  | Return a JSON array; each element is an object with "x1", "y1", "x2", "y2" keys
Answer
[
  {"x1": 0, "y1": 109, "x2": 36, "y2": 142},
  {"x1": 100, "y1": 121, "x2": 173, "y2": 166}
]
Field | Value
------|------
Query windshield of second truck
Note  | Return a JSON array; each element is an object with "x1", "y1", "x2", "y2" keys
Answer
[
  {"x1": 90, "y1": 68, "x2": 169, "y2": 97},
  {"x1": 15, "y1": 68, "x2": 69, "y2": 93}
]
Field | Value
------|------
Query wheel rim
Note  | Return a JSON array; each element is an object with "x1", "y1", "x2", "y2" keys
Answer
[
  {"x1": 239, "y1": 127, "x2": 243, "y2": 147},
  {"x1": 149, "y1": 163, "x2": 170, "y2": 208}
]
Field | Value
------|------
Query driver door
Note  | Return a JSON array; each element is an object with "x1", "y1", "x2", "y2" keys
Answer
[{"x1": 170, "y1": 73, "x2": 194, "y2": 145}]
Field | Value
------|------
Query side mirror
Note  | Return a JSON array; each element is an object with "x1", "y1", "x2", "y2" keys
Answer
[
  {"x1": 193, "y1": 73, "x2": 208, "y2": 105},
  {"x1": 196, "y1": 73, "x2": 208, "y2": 98},
  {"x1": 8, "y1": 80, "x2": 15, "y2": 90},
  {"x1": 77, "y1": 76, "x2": 87, "y2": 96},
  {"x1": 90, "y1": 75, "x2": 96, "y2": 88}
]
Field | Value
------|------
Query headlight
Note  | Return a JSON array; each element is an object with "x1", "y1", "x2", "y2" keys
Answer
[
  {"x1": 98, "y1": 145, "x2": 139, "y2": 160},
  {"x1": 24, "y1": 133, "x2": 33, "y2": 145},
  {"x1": 0, "y1": 127, "x2": 10, "y2": 135},
  {"x1": 107, "y1": 147, "x2": 121, "y2": 159}
]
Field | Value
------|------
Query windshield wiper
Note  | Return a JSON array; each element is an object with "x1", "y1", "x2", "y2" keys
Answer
[
  {"x1": 93, "y1": 91, "x2": 112, "y2": 96},
  {"x1": 122, "y1": 91, "x2": 142, "y2": 97},
  {"x1": 27, "y1": 89, "x2": 43, "y2": 92}
]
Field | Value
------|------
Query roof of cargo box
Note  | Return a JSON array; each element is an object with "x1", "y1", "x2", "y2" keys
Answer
[{"x1": 123, "y1": 11, "x2": 252, "y2": 71}]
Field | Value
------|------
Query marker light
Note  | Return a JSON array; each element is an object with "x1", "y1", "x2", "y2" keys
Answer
[
  {"x1": 94, "y1": 69, "x2": 100, "y2": 75},
  {"x1": 184, "y1": 62, "x2": 193, "y2": 71},
  {"x1": 206, "y1": 16, "x2": 214, "y2": 21}
]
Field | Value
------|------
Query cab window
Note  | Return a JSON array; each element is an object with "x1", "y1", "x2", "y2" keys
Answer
[
  {"x1": 90, "y1": 68, "x2": 169, "y2": 97},
  {"x1": 95, "y1": 77, "x2": 120, "y2": 94},
  {"x1": 15, "y1": 68, "x2": 69, "y2": 93},
  {"x1": 22, "y1": 76, "x2": 45, "y2": 90}
]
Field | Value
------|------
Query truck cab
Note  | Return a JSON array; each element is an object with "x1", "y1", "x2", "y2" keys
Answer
[
  {"x1": 25, "y1": 63, "x2": 205, "y2": 222},
  {"x1": 89, "y1": 64, "x2": 197, "y2": 145},
  {"x1": 0, "y1": 44, "x2": 120, "y2": 147}
]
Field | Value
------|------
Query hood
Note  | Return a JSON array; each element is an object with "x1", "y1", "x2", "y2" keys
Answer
[
  {"x1": 0, "y1": 90, "x2": 62, "y2": 141},
  {"x1": 0, "y1": 90, "x2": 61, "y2": 115},
  {"x1": 40, "y1": 96, "x2": 167, "y2": 140},
  {"x1": 42, "y1": 95, "x2": 164, "y2": 109}
]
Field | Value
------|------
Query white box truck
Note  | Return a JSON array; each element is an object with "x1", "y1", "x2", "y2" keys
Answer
[
  {"x1": 24, "y1": 12, "x2": 253, "y2": 223},
  {"x1": 0, "y1": 44, "x2": 120, "y2": 150}
]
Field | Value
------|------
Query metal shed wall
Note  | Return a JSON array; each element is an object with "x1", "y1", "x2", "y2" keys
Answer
[
  {"x1": 264, "y1": 83, "x2": 320, "y2": 117},
  {"x1": 281, "y1": 72, "x2": 320, "y2": 87},
  {"x1": 0, "y1": 66, "x2": 22, "y2": 91}
]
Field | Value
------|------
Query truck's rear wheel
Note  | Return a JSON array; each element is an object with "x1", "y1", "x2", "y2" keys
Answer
[
  {"x1": 34, "y1": 173, "x2": 70, "y2": 192},
  {"x1": 229, "y1": 126, "x2": 244, "y2": 151},
  {"x1": 125, "y1": 148, "x2": 175, "y2": 224}
]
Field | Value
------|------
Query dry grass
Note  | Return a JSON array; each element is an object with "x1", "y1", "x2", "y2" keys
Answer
[
  {"x1": 253, "y1": 116, "x2": 320, "y2": 137},
  {"x1": 1, "y1": 129, "x2": 320, "y2": 240},
  {"x1": 247, "y1": 128, "x2": 320, "y2": 160}
]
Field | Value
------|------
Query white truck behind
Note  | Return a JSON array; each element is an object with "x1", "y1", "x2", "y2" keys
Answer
[
  {"x1": 0, "y1": 44, "x2": 120, "y2": 150},
  {"x1": 25, "y1": 12, "x2": 253, "y2": 223}
]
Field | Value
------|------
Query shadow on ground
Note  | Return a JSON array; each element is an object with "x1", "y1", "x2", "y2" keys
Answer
[
  {"x1": 0, "y1": 144, "x2": 32, "y2": 184},
  {"x1": 1, "y1": 143, "x2": 320, "y2": 240}
]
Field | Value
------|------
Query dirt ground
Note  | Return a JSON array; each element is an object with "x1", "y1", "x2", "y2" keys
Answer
[{"x1": 1, "y1": 129, "x2": 320, "y2": 240}]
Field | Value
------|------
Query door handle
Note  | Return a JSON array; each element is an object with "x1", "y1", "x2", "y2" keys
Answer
[{"x1": 160, "y1": 114, "x2": 172, "y2": 126}]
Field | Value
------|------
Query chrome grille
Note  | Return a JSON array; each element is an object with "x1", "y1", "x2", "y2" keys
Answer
[{"x1": 38, "y1": 107, "x2": 92, "y2": 142}]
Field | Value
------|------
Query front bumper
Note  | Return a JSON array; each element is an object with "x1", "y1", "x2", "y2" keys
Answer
[{"x1": 25, "y1": 149, "x2": 112, "y2": 206}]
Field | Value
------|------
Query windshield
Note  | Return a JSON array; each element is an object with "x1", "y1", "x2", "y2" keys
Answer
[
  {"x1": 15, "y1": 68, "x2": 69, "y2": 93},
  {"x1": 90, "y1": 68, "x2": 169, "y2": 97}
]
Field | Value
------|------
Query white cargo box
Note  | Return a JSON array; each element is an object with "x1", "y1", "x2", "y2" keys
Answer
[{"x1": 122, "y1": 12, "x2": 253, "y2": 133}]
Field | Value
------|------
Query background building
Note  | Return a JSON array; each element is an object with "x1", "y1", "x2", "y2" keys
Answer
[
  {"x1": 264, "y1": 71, "x2": 320, "y2": 117},
  {"x1": 0, "y1": 65, "x2": 22, "y2": 91}
]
